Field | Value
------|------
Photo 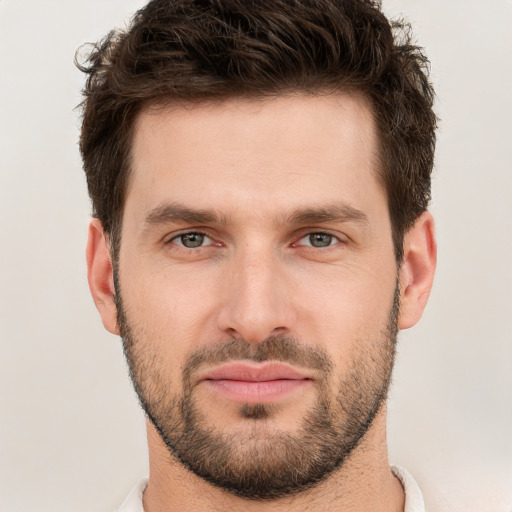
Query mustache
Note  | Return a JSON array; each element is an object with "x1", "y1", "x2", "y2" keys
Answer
[{"x1": 183, "y1": 335, "x2": 334, "y2": 377}]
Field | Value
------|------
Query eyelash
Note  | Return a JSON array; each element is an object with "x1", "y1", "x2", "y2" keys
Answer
[
  {"x1": 168, "y1": 231, "x2": 215, "y2": 249},
  {"x1": 167, "y1": 231, "x2": 343, "y2": 250},
  {"x1": 294, "y1": 232, "x2": 341, "y2": 248}
]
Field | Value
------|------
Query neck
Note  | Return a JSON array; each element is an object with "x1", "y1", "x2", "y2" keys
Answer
[{"x1": 142, "y1": 407, "x2": 405, "y2": 512}]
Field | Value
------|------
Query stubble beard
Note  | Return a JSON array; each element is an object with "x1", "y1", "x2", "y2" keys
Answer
[{"x1": 115, "y1": 283, "x2": 399, "y2": 501}]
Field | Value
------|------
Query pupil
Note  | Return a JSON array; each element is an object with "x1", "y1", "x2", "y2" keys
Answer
[
  {"x1": 310, "y1": 233, "x2": 331, "y2": 247},
  {"x1": 182, "y1": 233, "x2": 204, "y2": 248}
]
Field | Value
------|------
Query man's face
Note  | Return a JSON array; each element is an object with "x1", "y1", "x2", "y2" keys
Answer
[{"x1": 116, "y1": 94, "x2": 400, "y2": 498}]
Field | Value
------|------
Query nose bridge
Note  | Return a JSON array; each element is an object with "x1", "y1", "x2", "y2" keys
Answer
[{"x1": 217, "y1": 239, "x2": 294, "y2": 343}]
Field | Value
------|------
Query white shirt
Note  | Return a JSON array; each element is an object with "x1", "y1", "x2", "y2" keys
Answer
[{"x1": 116, "y1": 465, "x2": 425, "y2": 512}]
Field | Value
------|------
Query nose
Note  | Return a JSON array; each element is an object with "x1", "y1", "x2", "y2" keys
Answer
[{"x1": 217, "y1": 245, "x2": 296, "y2": 344}]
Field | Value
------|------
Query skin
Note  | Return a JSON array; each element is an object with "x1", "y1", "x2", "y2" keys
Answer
[{"x1": 87, "y1": 93, "x2": 436, "y2": 511}]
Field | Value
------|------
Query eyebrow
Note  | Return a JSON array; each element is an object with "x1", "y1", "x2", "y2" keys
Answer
[
  {"x1": 144, "y1": 201, "x2": 368, "y2": 227},
  {"x1": 286, "y1": 204, "x2": 369, "y2": 226},
  {"x1": 144, "y1": 202, "x2": 228, "y2": 225}
]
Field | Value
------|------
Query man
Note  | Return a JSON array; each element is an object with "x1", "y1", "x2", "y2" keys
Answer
[{"x1": 78, "y1": 0, "x2": 437, "y2": 510}]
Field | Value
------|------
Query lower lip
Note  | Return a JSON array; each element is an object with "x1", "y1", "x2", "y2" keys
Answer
[{"x1": 204, "y1": 379, "x2": 310, "y2": 404}]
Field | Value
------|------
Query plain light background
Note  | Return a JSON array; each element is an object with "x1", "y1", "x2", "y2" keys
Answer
[{"x1": 0, "y1": 1, "x2": 511, "y2": 511}]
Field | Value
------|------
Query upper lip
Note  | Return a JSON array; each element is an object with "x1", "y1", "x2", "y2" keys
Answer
[{"x1": 198, "y1": 362, "x2": 312, "y2": 382}]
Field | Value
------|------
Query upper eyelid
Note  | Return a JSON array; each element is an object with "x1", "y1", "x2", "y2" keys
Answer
[
  {"x1": 165, "y1": 229, "x2": 212, "y2": 242},
  {"x1": 295, "y1": 230, "x2": 344, "y2": 241},
  {"x1": 300, "y1": 230, "x2": 338, "y2": 237}
]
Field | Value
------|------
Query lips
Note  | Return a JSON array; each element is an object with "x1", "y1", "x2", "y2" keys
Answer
[{"x1": 198, "y1": 362, "x2": 312, "y2": 404}]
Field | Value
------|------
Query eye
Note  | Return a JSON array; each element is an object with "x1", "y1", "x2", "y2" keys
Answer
[
  {"x1": 171, "y1": 232, "x2": 212, "y2": 248},
  {"x1": 297, "y1": 232, "x2": 339, "y2": 248}
]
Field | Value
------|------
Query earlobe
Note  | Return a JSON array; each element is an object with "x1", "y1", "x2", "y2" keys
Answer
[
  {"x1": 398, "y1": 211, "x2": 437, "y2": 330},
  {"x1": 86, "y1": 218, "x2": 119, "y2": 335}
]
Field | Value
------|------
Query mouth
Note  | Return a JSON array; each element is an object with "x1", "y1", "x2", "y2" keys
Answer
[{"x1": 198, "y1": 361, "x2": 313, "y2": 404}]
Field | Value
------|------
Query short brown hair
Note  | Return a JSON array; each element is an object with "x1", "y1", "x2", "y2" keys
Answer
[{"x1": 77, "y1": 0, "x2": 436, "y2": 262}]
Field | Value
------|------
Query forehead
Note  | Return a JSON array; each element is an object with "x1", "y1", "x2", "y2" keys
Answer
[{"x1": 126, "y1": 93, "x2": 382, "y2": 223}]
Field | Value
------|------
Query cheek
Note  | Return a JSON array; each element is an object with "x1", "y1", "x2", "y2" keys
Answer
[
  {"x1": 120, "y1": 261, "x2": 223, "y2": 358},
  {"x1": 292, "y1": 265, "x2": 397, "y2": 353}
]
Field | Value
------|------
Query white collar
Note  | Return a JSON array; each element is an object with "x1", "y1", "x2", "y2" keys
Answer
[
  {"x1": 392, "y1": 465, "x2": 426, "y2": 512},
  {"x1": 117, "y1": 466, "x2": 425, "y2": 512}
]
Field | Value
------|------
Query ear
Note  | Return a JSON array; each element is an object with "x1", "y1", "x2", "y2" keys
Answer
[
  {"x1": 398, "y1": 211, "x2": 437, "y2": 330},
  {"x1": 86, "y1": 218, "x2": 119, "y2": 335}
]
